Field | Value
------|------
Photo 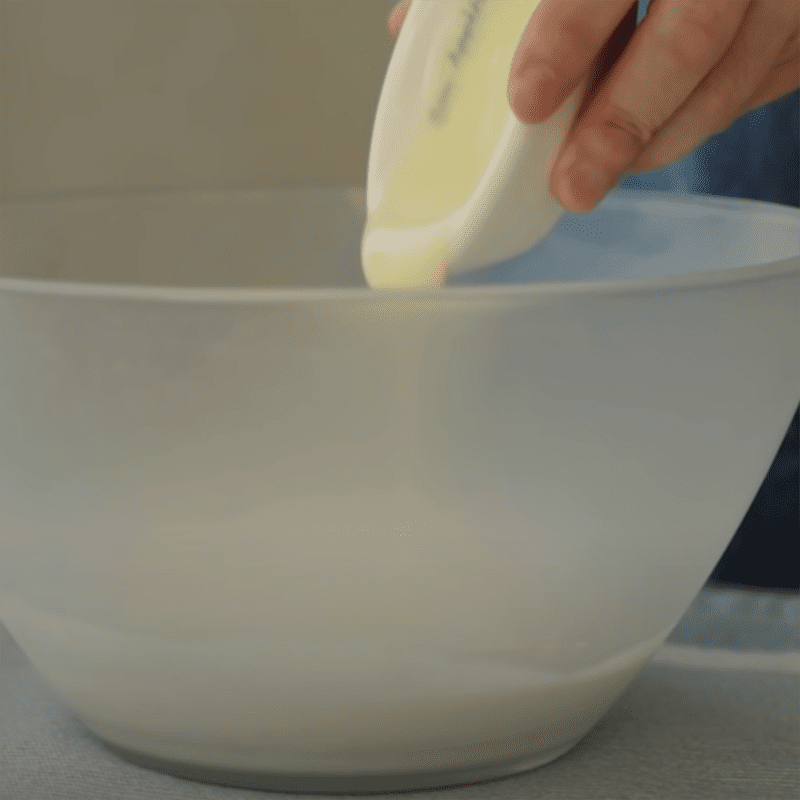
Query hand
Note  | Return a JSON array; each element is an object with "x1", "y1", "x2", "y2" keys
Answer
[{"x1": 388, "y1": 0, "x2": 799, "y2": 212}]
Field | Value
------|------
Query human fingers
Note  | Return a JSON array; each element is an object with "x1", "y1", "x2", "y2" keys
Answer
[
  {"x1": 633, "y1": 0, "x2": 800, "y2": 172},
  {"x1": 550, "y1": 0, "x2": 751, "y2": 212},
  {"x1": 508, "y1": 0, "x2": 636, "y2": 124},
  {"x1": 737, "y1": 22, "x2": 799, "y2": 113},
  {"x1": 388, "y1": 0, "x2": 411, "y2": 38}
]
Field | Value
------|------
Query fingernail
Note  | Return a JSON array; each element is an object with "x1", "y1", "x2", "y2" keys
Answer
[
  {"x1": 509, "y1": 66, "x2": 557, "y2": 124},
  {"x1": 554, "y1": 147, "x2": 614, "y2": 212}
]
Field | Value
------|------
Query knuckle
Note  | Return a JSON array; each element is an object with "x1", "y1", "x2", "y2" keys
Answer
[
  {"x1": 657, "y1": 25, "x2": 714, "y2": 68},
  {"x1": 703, "y1": 76, "x2": 738, "y2": 129},
  {"x1": 703, "y1": 91, "x2": 730, "y2": 130},
  {"x1": 600, "y1": 103, "x2": 655, "y2": 149},
  {"x1": 655, "y1": 2, "x2": 729, "y2": 67}
]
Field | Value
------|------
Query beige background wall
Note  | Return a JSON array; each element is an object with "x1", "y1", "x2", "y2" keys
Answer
[{"x1": 0, "y1": 0, "x2": 396, "y2": 199}]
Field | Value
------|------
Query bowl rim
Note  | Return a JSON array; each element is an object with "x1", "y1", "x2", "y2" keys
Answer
[{"x1": 0, "y1": 189, "x2": 798, "y2": 305}]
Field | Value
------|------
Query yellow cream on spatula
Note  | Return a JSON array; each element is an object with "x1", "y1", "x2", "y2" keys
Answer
[{"x1": 362, "y1": 0, "x2": 583, "y2": 289}]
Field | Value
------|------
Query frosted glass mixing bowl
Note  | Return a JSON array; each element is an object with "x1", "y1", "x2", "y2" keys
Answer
[{"x1": 0, "y1": 188, "x2": 798, "y2": 793}]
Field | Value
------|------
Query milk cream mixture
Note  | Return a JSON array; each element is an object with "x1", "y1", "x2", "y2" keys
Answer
[
  {"x1": 362, "y1": 0, "x2": 550, "y2": 289},
  {"x1": 0, "y1": 586, "x2": 669, "y2": 773}
]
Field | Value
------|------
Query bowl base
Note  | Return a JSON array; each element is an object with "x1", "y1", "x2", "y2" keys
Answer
[{"x1": 97, "y1": 736, "x2": 582, "y2": 794}]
